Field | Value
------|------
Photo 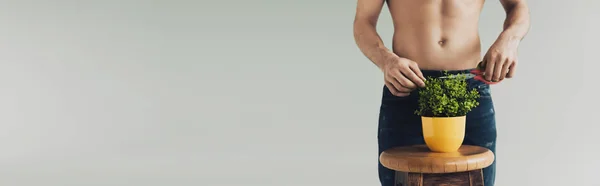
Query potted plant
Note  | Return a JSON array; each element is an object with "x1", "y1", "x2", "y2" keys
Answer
[{"x1": 414, "y1": 73, "x2": 481, "y2": 153}]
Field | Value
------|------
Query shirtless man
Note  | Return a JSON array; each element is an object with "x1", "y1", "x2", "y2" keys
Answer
[{"x1": 353, "y1": 0, "x2": 530, "y2": 185}]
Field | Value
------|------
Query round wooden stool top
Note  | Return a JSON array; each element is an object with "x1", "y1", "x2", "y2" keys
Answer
[{"x1": 379, "y1": 145, "x2": 494, "y2": 174}]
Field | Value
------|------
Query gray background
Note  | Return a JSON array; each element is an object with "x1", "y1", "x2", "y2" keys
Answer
[{"x1": 0, "y1": 0, "x2": 598, "y2": 186}]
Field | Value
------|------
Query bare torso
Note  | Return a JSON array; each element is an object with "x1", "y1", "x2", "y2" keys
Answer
[{"x1": 387, "y1": 0, "x2": 485, "y2": 70}]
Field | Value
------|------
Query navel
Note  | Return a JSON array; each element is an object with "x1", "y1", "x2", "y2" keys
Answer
[{"x1": 438, "y1": 39, "x2": 446, "y2": 46}]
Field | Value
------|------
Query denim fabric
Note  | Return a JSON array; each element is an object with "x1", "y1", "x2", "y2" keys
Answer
[{"x1": 377, "y1": 69, "x2": 497, "y2": 186}]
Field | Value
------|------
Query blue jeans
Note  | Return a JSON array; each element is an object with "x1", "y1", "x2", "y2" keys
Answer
[{"x1": 377, "y1": 69, "x2": 497, "y2": 186}]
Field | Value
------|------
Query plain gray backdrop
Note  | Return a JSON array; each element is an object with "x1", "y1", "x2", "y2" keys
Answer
[{"x1": 0, "y1": 0, "x2": 598, "y2": 186}]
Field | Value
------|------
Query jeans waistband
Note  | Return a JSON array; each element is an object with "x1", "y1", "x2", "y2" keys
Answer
[{"x1": 420, "y1": 68, "x2": 476, "y2": 78}]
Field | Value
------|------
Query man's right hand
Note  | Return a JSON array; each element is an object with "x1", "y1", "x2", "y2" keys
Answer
[{"x1": 381, "y1": 57, "x2": 427, "y2": 97}]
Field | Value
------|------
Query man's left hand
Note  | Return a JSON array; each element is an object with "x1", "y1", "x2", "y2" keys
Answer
[{"x1": 482, "y1": 35, "x2": 520, "y2": 82}]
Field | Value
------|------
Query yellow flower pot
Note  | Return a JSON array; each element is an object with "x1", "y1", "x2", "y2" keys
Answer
[{"x1": 421, "y1": 116, "x2": 466, "y2": 153}]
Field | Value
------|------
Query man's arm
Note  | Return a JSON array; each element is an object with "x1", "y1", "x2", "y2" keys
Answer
[
  {"x1": 499, "y1": 0, "x2": 531, "y2": 42},
  {"x1": 353, "y1": 0, "x2": 425, "y2": 96},
  {"x1": 483, "y1": 0, "x2": 531, "y2": 82},
  {"x1": 352, "y1": 0, "x2": 394, "y2": 70}
]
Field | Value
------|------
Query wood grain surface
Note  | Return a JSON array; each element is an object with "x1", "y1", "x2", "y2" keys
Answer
[{"x1": 379, "y1": 145, "x2": 494, "y2": 173}]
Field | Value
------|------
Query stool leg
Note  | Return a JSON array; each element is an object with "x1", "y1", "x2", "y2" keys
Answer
[
  {"x1": 423, "y1": 172, "x2": 469, "y2": 186},
  {"x1": 395, "y1": 171, "x2": 422, "y2": 186},
  {"x1": 467, "y1": 170, "x2": 484, "y2": 186},
  {"x1": 394, "y1": 170, "x2": 484, "y2": 186}
]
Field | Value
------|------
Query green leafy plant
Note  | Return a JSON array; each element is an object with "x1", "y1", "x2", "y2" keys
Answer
[{"x1": 414, "y1": 73, "x2": 480, "y2": 117}]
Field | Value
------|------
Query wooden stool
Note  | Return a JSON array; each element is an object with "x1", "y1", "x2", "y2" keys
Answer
[{"x1": 379, "y1": 145, "x2": 494, "y2": 186}]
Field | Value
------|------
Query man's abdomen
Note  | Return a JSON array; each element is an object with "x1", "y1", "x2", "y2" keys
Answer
[{"x1": 387, "y1": 0, "x2": 485, "y2": 70}]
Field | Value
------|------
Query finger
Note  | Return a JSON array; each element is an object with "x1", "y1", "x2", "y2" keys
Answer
[
  {"x1": 387, "y1": 75, "x2": 412, "y2": 93},
  {"x1": 475, "y1": 76, "x2": 495, "y2": 85},
  {"x1": 477, "y1": 61, "x2": 486, "y2": 70},
  {"x1": 500, "y1": 60, "x2": 511, "y2": 80},
  {"x1": 408, "y1": 63, "x2": 427, "y2": 84},
  {"x1": 492, "y1": 59, "x2": 505, "y2": 82},
  {"x1": 506, "y1": 61, "x2": 518, "y2": 78},
  {"x1": 475, "y1": 75, "x2": 500, "y2": 85},
  {"x1": 484, "y1": 57, "x2": 496, "y2": 81},
  {"x1": 396, "y1": 85, "x2": 412, "y2": 93},
  {"x1": 401, "y1": 65, "x2": 426, "y2": 87},
  {"x1": 385, "y1": 81, "x2": 409, "y2": 97},
  {"x1": 394, "y1": 73, "x2": 417, "y2": 89}
]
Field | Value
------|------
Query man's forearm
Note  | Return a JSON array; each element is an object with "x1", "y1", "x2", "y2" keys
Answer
[
  {"x1": 498, "y1": 1, "x2": 531, "y2": 44},
  {"x1": 353, "y1": 21, "x2": 397, "y2": 70}
]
